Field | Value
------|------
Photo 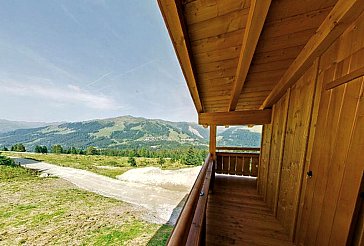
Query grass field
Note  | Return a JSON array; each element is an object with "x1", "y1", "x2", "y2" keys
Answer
[
  {"x1": 1, "y1": 151, "x2": 190, "y2": 178},
  {"x1": 0, "y1": 164, "x2": 172, "y2": 245}
]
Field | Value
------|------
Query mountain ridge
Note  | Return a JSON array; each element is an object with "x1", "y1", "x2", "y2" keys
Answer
[{"x1": 0, "y1": 116, "x2": 261, "y2": 151}]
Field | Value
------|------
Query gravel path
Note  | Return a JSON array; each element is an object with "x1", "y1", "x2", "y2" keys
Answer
[{"x1": 11, "y1": 157, "x2": 200, "y2": 225}]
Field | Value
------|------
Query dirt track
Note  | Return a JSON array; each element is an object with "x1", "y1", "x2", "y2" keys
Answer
[{"x1": 12, "y1": 157, "x2": 200, "y2": 225}]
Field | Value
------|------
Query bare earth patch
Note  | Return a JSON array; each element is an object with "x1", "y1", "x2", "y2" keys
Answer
[
  {"x1": 11, "y1": 157, "x2": 198, "y2": 224},
  {"x1": 0, "y1": 165, "x2": 172, "y2": 245}
]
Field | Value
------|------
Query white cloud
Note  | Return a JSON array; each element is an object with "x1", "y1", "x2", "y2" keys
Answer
[{"x1": 1, "y1": 81, "x2": 120, "y2": 110}]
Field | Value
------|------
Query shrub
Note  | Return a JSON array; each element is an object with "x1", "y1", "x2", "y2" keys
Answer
[
  {"x1": 86, "y1": 146, "x2": 98, "y2": 155},
  {"x1": 158, "y1": 157, "x2": 165, "y2": 167},
  {"x1": 0, "y1": 155, "x2": 15, "y2": 166},
  {"x1": 128, "y1": 157, "x2": 137, "y2": 167}
]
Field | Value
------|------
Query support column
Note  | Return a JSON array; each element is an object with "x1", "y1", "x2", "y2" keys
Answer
[{"x1": 209, "y1": 125, "x2": 216, "y2": 160}]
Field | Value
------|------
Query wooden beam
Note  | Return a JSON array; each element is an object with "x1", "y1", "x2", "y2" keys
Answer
[
  {"x1": 216, "y1": 146, "x2": 260, "y2": 152},
  {"x1": 209, "y1": 125, "x2": 217, "y2": 160},
  {"x1": 229, "y1": 0, "x2": 271, "y2": 111},
  {"x1": 261, "y1": 0, "x2": 364, "y2": 109},
  {"x1": 158, "y1": 0, "x2": 203, "y2": 113},
  {"x1": 199, "y1": 110, "x2": 272, "y2": 126},
  {"x1": 325, "y1": 66, "x2": 364, "y2": 90}
]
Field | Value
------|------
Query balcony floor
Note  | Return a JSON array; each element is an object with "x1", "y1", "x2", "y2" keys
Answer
[{"x1": 206, "y1": 175, "x2": 294, "y2": 246}]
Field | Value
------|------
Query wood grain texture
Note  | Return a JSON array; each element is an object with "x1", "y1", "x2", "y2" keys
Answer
[
  {"x1": 258, "y1": 124, "x2": 272, "y2": 198},
  {"x1": 206, "y1": 175, "x2": 294, "y2": 246},
  {"x1": 265, "y1": 91, "x2": 290, "y2": 212},
  {"x1": 209, "y1": 125, "x2": 216, "y2": 159},
  {"x1": 262, "y1": 0, "x2": 364, "y2": 109},
  {"x1": 294, "y1": 57, "x2": 324, "y2": 244},
  {"x1": 229, "y1": 0, "x2": 271, "y2": 111},
  {"x1": 157, "y1": 0, "x2": 203, "y2": 112},
  {"x1": 276, "y1": 60, "x2": 318, "y2": 239},
  {"x1": 296, "y1": 11, "x2": 364, "y2": 244},
  {"x1": 198, "y1": 110, "x2": 272, "y2": 125}
]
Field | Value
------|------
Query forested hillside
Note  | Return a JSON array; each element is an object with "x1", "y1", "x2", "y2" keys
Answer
[{"x1": 0, "y1": 116, "x2": 261, "y2": 151}]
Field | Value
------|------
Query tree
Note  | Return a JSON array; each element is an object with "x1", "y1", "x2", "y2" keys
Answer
[
  {"x1": 11, "y1": 143, "x2": 26, "y2": 152},
  {"x1": 51, "y1": 145, "x2": 63, "y2": 154},
  {"x1": 158, "y1": 157, "x2": 165, "y2": 167},
  {"x1": 2, "y1": 147, "x2": 8, "y2": 151},
  {"x1": 86, "y1": 146, "x2": 98, "y2": 155},
  {"x1": 41, "y1": 146, "x2": 48, "y2": 154},
  {"x1": 70, "y1": 147, "x2": 78, "y2": 154},
  {"x1": 128, "y1": 157, "x2": 137, "y2": 167},
  {"x1": 35, "y1": 145, "x2": 42, "y2": 153},
  {"x1": 183, "y1": 147, "x2": 198, "y2": 165}
]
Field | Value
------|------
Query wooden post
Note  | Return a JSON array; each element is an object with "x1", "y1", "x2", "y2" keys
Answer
[
  {"x1": 209, "y1": 125, "x2": 216, "y2": 160},
  {"x1": 209, "y1": 125, "x2": 217, "y2": 194}
]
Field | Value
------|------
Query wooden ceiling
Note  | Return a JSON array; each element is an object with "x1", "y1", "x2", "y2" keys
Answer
[{"x1": 158, "y1": 0, "x2": 353, "y2": 124}]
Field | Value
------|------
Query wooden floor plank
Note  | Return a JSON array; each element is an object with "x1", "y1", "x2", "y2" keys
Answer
[{"x1": 206, "y1": 175, "x2": 294, "y2": 245}]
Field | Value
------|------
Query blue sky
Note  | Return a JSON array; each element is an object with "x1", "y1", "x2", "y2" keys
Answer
[{"x1": 0, "y1": 0, "x2": 197, "y2": 123}]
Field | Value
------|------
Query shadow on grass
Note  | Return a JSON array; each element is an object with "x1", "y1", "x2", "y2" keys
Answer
[
  {"x1": 10, "y1": 157, "x2": 41, "y2": 165},
  {"x1": 147, "y1": 194, "x2": 188, "y2": 245}
]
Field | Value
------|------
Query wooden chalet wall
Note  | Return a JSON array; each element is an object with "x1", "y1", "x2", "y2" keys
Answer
[{"x1": 258, "y1": 11, "x2": 364, "y2": 245}]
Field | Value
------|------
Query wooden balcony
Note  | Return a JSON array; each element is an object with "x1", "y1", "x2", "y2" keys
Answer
[
  {"x1": 206, "y1": 175, "x2": 293, "y2": 246},
  {"x1": 167, "y1": 148, "x2": 294, "y2": 246}
]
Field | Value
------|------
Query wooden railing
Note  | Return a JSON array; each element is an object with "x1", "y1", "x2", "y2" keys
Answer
[
  {"x1": 216, "y1": 147, "x2": 260, "y2": 177},
  {"x1": 216, "y1": 146, "x2": 260, "y2": 152},
  {"x1": 167, "y1": 154, "x2": 214, "y2": 246}
]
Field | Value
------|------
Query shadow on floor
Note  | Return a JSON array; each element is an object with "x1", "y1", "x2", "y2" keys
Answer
[{"x1": 147, "y1": 194, "x2": 188, "y2": 245}]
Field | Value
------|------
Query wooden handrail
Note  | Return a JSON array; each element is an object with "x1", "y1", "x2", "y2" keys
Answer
[
  {"x1": 186, "y1": 157, "x2": 214, "y2": 245},
  {"x1": 216, "y1": 146, "x2": 260, "y2": 152},
  {"x1": 167, "y1": 154, "x2": 214, "y2": 245},
  {"x1": 216, "y1": 152, "x2": 259, "y2": 157}
]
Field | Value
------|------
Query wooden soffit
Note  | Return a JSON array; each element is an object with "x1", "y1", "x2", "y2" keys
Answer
[{"x1": 157, "y1": 0, "x2": 363, "y2": 122}]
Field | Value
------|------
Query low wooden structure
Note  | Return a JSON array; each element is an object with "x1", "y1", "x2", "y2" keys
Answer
[{"x1": 158, "y1": 0, "x2": 364, "y2": 245}]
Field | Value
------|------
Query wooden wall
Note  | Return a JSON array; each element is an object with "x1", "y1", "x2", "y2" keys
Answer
[
  {"x1": 258, "y1": 11, "x2": 364, "y2": 245},
  {"x1": 265, "y1": 91, "x2": 289, "y2": 214}
]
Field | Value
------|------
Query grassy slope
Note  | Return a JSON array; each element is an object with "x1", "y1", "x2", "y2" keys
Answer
[
  {"x1": 0, "y1": 165, "x2": 172, "y2": 245},
  {"x1": 1, "y1": 152, "x2": 190, "y2": 178}
]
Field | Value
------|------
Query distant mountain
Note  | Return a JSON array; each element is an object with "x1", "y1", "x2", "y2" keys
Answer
[
  {"x1": 0, "y1": 116, "x2": 261, "y2": 151},
  {"x1": 217, "y1": 127, "x2": 261, "y2": 147},
  {"x1": 0, "y1": 119, "x2": 52, "y2": 133}
]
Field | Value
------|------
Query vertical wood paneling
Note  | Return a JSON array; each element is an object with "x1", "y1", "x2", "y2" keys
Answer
[
  {"x1": 329, "y1": 82, "x2": 363, "y2": 245},
  {"x1": 294, "y1": 57, "x2": 324, "y2": 244},
  {"x1": 266, "y1": 91, "x2": 290, "y2": 212},
  {"x1": 258, "y1": 124, "x2": 272, "y2": 197},
  {"x1": 295, "y1": 76, "x2": 333, "y2": 245},
  {"x1": 316, "y1": 78, "x2": 363, "y2": 245},
  {"x1": 304, "y1": 81, "x2": 346, "y2": 246},
  {"x1": 276, "y1": 61, "x2": 318, "y2": 239},
  {"x1": 295, "y1": 11, "x2": 364, "y2": 245}
]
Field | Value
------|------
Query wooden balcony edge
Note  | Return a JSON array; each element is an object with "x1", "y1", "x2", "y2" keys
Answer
[{"x1": 167, "y1": 154, "x2": 214, "y2": 245}]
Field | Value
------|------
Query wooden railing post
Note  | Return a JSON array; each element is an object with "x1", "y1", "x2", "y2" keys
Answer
[{"x1": 210, "y1": 159, "x2": 215, "y2": 193}]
